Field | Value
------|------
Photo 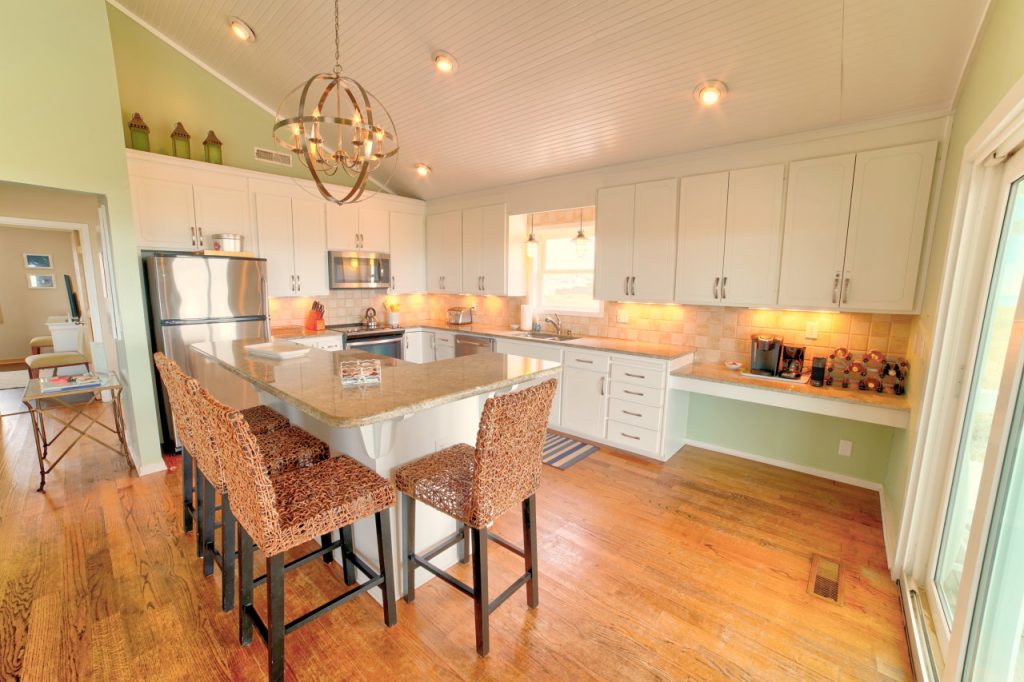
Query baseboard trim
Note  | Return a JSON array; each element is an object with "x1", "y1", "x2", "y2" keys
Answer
[{"x1": 133, "y1": 451, "x2": 167, "y2": 477}]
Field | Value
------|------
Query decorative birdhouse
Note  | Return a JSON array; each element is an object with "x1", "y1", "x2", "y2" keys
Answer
[
  {"x1": 170, "y1": 122, "x2": 191, "y2": 159},
  {"x1": 203, "y1": 130, "x2": 223, "y2": 164},
  {"x1": 128, "y1": 112, "x2": 150, "y2": 152}
]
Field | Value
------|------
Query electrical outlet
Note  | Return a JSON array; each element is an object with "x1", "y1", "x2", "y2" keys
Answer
[
  {"x1": 616, "y1": 309, "x2": 629, "y2": 324},
  {"x1": 838, "y1": 440, "x2": 853, "y2": 457},
  {"x1": 805, "y1": 321, "x2": 819, "y2": 340}
]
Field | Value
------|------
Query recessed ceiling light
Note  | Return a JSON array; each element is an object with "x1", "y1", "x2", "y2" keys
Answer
[
  {"x1": 432, "y1": 50, "x2": 458, "y2": 74},
  {"x1": 228, "y1": 17, "x2": 256, "y2": 42},
  {"x1": 415, "y1": 163, "x2": 432, "y2": 177},
  {"x1": 694, "y1": 80, "x2": 728, "y2": 106}
]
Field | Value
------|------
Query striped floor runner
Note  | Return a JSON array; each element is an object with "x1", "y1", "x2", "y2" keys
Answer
[{"x1": 542, "y1": 432, "x2": 598, "y2": 470}]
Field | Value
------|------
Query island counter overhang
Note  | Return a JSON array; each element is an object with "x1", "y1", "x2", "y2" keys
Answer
[{"x1": 188, "y1": 340, "x2": 561, "y2": 598}]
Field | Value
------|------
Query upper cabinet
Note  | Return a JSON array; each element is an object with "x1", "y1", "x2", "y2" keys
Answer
[
  {"x1": 426, "y1": 204, "x2": 524, "y2": 296},
  {"x1": 674, "y1": 165, "x2": 785, "y2": 307},
  {"x1": 253, "y1": 183, "x2": 328, "y2": 298},
  {"x1": 462, "y1": 203, "x2": 513, "y2": 295},
  {"x1": 389, "y1": 211, "x2": 426, "y2": 294},
  {"x1": 594, "y1": 178, "x2": 677, "y2": 302},
  {"x1": 325, "y1": 200, "x2": 390, "y2": 252},
  {"x1": 128, "y1": 154, "x2": 250, "y2": 251},
  {"x1": 777, "y1": 141, "x2": 937, "y2": 311},
  {"x1": 426, "y1": 211, "x2": 463, "y2": 293}
]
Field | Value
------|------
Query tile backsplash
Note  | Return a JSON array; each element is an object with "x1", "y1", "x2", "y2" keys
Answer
[{"x1": 270, "y1": 292, "x2": 912, "y2": 365}]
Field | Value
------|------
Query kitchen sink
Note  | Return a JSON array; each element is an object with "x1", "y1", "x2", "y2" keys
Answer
[{"x1": 514, "y1": 332, "x2": 579, "y2": 342}]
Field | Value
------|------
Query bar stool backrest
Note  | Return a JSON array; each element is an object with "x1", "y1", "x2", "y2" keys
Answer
[
  {"x1": 153, "y1": 353, "x2": 202, "y2": 466},
  {"x1": 469, "y1": 379, "x2": 557, "y2": 528},
  {"x1": 196, "y1": 386, "x2": 285, "y2": 554}
]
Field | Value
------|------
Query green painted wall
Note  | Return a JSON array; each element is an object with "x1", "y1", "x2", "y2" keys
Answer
[
  {"x1": 0, "y1": 0, "x2": 161, "y2": 469},
  {"x1": 686, "y1": 395, "x2": 894, "y2": 485},
  {"x1": 107, "y1": 6, "x2": 354, "y2": 188},
  {"x1": 885, "y1": 0, "x2": 1024, "y2": 538}
]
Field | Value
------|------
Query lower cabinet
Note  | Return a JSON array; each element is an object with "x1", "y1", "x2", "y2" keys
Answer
[
  {"x1": 434, "y1": 331, "x2": 455, "y2": 360},
  {"x1": 559, "y1": 349, "x2": 609, "y2": 440},
  {"x1": 402, "y1": 331, "x2": 433, "y2": 363},
  {"x1": 494, "y1": 338, "x2": 562, "y2": 427}
]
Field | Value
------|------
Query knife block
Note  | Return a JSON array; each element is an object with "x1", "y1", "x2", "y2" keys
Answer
[{"x1": 304, "y1": 312, "x2": 325, "y2": 331}]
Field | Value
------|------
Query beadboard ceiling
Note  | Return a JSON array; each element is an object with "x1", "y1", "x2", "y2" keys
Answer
[{"x1": 112, "y1": 0, "x2": 988, "y2": 201}]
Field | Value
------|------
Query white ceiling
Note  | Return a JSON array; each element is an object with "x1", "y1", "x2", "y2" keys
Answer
[{"x1": 112, "y1": 0, "x2": 988, "y2": 200}]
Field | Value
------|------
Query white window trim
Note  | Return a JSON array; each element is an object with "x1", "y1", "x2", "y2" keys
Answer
[{"x1": 528, "y1": 225, "x2": 604, "y2": 318}]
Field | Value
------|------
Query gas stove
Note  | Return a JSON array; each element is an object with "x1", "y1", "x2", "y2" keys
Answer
[{"x1": 325, "y1": 323, "x2": 405, "y2": 340}]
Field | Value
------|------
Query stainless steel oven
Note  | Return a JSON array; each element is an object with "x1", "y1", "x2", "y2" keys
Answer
[
  {"x1": 328, "y1": 251, "x2": 391, "y2": 289},
  {"x1": 345, "y1": 334, "x2": 403, "y2": 359}
]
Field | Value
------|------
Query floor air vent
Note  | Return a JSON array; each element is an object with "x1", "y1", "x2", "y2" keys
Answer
[
  {"x1": 808, "y1": 555, "x2": 841, "y2": 604},
  {"x1": 254, "y1": 147, "x2": 292, "y2": 167}
]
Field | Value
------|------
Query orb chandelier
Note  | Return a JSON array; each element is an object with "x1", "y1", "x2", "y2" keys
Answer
[{"x1": 272, "y1": 0, "x2": 398, "y2": 205}]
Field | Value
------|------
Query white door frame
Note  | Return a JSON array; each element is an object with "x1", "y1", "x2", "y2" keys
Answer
[{"x1": 893, "y1": 70, "x2": 1024, "y2": 678}]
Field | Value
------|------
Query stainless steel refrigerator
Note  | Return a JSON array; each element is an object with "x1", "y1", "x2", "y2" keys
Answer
[{"x1": 145, "y1": 253, "x2": 269, "y2": 448}]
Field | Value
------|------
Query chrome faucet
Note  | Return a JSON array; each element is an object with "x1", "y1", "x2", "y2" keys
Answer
[{"x1": 544, "y1": 314, "x2": 562, "y2": 335}]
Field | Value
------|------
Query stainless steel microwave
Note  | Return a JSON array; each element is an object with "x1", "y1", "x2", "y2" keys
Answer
[{"x1": 328, "y1": 251, "x2": 391, "y2": 289}]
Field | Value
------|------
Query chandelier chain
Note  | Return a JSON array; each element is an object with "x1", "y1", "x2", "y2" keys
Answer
[{"x1": 333, "y1": 0, "x2": 341, "y2": 74}]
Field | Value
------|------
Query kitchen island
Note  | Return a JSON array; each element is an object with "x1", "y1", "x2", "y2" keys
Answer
[{"x1": 189, "y1": 340, "x2": 560, "y2": 597}]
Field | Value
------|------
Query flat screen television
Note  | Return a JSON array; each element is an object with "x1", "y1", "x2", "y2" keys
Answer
[{"x1": 64, "y1": 274, "x2": 81, "y2": 323}]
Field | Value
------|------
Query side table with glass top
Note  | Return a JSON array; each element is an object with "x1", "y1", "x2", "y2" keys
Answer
[{"x1": 21, "y1": 373, "x2": 134, "y2": 492}]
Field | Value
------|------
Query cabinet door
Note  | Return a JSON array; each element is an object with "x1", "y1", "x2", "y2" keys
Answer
[
  {"x1": 494, "y1": 338, "x2": 562, "y2": 426},
  {"x1": 720, "y1": 164, "x2": 785, "y2": 307},
  {"x1": 254, "y1": 193, "x2": 297, "y2": 297},
  {"x1": 193, "y1": 184, "x2": 250, "y2": 251},
  {"x1": 594, "y1": 184, "x2": 636, "y2": 300},
  {"x1": 777, "y1": 154, "x2": 855, "y2": 309},
  {"x1": 325, "y1": 203, "x2": 358, "y2": 251},
  {"x1": 426, "y1": 211, "x2": 462, "y2": 293},
  {"x1": 478, "y1": 204, "x2": 508, "y2": 296},
  {"x1": 674, "y1": 172, "x2": 728, "y2": 304},
  {"x1": 131, "y1": 175, "x2": 197, "y2": 249},
  {"x1": 389, "y1": 211, "x2": 426, "y2": 293},
  {"x1": 461, "y1": 206, "x2": 484, "y2": 293},
  {"x1": 402, "y1": 331, "x2": 429, "y2": 363},
  {"x1": 560, "y1": 366, "x2": 607, "y2": 439},
  {"x1": 631, "y1": 179, "x2": 677, "y2": 301},
  {"x1": 842, "y1": 141, "x2": 937, "y2": 311},
  {"x1": 358, "y1": 206, "x2": 390, "y2": 252},
  {"x1": 291, "y1": 198, "x2": 328, "y2": 296}
]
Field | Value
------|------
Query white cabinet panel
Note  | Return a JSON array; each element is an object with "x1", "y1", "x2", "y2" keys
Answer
[
  {"x1": 842, "y1": 141, "x2": 937, "y2": 311},
  {"x1": 325, "y1": 203, "x2": 359, "y2": 251},
  {"x1": 291, "y1": 198, "x2": 327, "y2": 296},
  {"x1": 606, "y1": 420, "x2": 660, "y2": 454},
  {"x1": 389, "y1": 211, "x2": 426, "y2": 294},
  {"x1": 777, "y1": 154, "x2": 855, "y2": 309},
  {"x1": 479, "y1": 203, "x2": 508, "y2": 295},
  {"x1": 674, "y1": 172, "x2": 728, "y2": 304},
  {"x1": 720, "y1": 164, "x2": 785, "y2": 307},
  {"x1": 131, "y1": 175, "x2": 197, "y2": 249},
  {"x1": 560, "y1": 365, "x2": 607, "y2": 439},
  {"x1": 631, "y1": 178, "x2": 677, "y2": 301},
  {"x1": 403, "y1": 331, "x2": 431, "y2": 363},
  {"x1": 461, "y1": 206, "x2": 483, "y2": 293},
  {"x1": 426, "y1": 211, "x2": 462, "y2": 293},
  {"x1": 193, "y1": 184, "x2": 250, "y2": 250},
  {"x1": 255, "y1": 193, "x2": 297, "y2": 297},
  {"x1": 594, "y1": 184, "x2": 636, "y2": 300},
  {"x1": 358, "y1": 206, "x2": 390, "y2": 252}
]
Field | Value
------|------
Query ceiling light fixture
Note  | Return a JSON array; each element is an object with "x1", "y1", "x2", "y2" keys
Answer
[
  {"x1": 525, "y1": 214, "x2": 539, "y2": 259},
  {"x1": 432, "y1": 50, "x2": 458, "y2": 74},
  {"x1": 415, "y1": 163, "x2": 432, "y2": 177},
  {"x1": 573, "y1": 210, "x2": 589, "y2": 258},
  {"x1": 694, "y1": 80, "x2": 728, "y2": 106},
  {"x1": 272, "y1": 0, "x2": 399, "y2": 205},
  {"x1": 228, "y1": 17, "x2": 256, "y2": 42}
]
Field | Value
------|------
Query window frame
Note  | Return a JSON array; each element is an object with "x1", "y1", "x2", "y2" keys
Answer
[{"x1": 529, "y1": 224, "x2": 603, "y2": 317}]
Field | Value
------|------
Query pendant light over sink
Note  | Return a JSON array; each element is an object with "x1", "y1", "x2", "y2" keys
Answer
[
  {"x1": 272, "y1": 0, "x2": 399, "y2": 205},
  {"x1": 573, "y1": 210, "x2": 589, "y2": 258},
  {"x1": 525, "y1": 214, "x2": 539, "y2": 259}
]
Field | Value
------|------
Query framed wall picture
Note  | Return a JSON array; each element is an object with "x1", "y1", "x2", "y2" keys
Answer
[
  {"x1": 27, "y1": 273, "x2": 56, "y2": 289},
  {"x1": 24, "y1": 253, "x2": 53, "y2": 269}
]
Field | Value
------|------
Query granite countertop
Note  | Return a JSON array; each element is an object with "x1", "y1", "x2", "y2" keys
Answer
[
  {"x1": 672, "y1": 362, "x2": 911, "y2": 412},
  {"x1": 191, "y1": 339, "x2": 560, "y2": 428},
  {"x1": 271, "y1": 321, "x2": 695, "y2": 361}
]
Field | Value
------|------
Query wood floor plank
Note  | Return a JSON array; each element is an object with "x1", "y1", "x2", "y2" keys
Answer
[{"x1": 0, "y1": 407, "x2": 912, "y2": 680}]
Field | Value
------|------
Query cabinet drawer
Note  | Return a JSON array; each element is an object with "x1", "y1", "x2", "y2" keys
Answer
[
  {"x1": 608, "y1": 398, "x2": 662, "y2": 431},
  {"x1": 563, "y1": 349, "x2": 609, "y2": 372},
  {"x1": 609, "y1": 381, "x2": 664, "y2": 407},
  {"x1": 434, "y1": 332, "x2": 455, "y2": 347},
  {"x1": 610, "y1": 363, "x2": 665, "y2": 389},
  {"x1": 606, "y1": 420, "x2": 660, "y2": 454}
]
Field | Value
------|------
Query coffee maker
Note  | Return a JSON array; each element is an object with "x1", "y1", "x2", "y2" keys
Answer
[{"x1": 750, "y1": 334, "x2": 783, "y2": 376}]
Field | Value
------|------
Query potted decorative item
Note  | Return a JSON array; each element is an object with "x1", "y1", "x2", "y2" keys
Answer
[
  {"x1": 170, "y1": 122, "x2": 191, "y2": 159},
  {"x1": 203, "y1": 130, "x2": 223, "y2": 164},
  {"x1": 128, "y1": 112, "x2": 150, "y2": 151}
]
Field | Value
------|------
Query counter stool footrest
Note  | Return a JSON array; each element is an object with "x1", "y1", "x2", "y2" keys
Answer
[
  {"x1": 411, "y1": 554, "x2": 474, "y2": 597},
  {"x1": 486, "y1": 531, "x2": 524, "y2": 558},
  {"x1": 251, "y1": 536, "x2": 346, "y2": 587},
  {"x1": 488, "y1": 570, "x2": 533, "y2": 615},
  {"x1": 421, "y1": 529, "x2": 468, "y2": 562}
]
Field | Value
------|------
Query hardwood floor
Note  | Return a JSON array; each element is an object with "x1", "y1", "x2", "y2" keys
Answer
[{"x1": 0, "y1": 402, "x2": 912, "y2": 680}]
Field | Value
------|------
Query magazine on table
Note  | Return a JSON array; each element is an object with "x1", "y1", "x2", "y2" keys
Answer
[{"x1": 39, "y1": 373, "x2": 104, "y2": 393}]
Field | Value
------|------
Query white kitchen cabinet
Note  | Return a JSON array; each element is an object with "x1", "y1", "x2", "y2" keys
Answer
[
  {"x1": 389, "y1": 211, "x2": 426, "y2": 293},
  {"x1": 777, "y1": 154, "x2": 856, "y2": 309},
  {"x1": 358, "y1": 207, "x2": 391, "y2": 252},
  {"x1": 403, "y1": 330, "x2": 432, "y2": 363},
  {"x1": 674, "y1": 172, "x2": 729, "y2": 304},
  {"x1": 594, "y1": 178, "x2": 677, "y2": 301},
  {"x1": 129, "y1": 166, "x2": 250, "y2": 251},
  {"x1": 426, "y1": 211, "x2": 463, "y2": 293},
  {"x1": 494, "y1": 338, "x2": 563, "y2": 426},
  {"x1": 325, "y1": 202, "x2": 390, "y2": 252},
  {"x1": 841, "y1": 141, "x2": 937, "y2": 311},
  {"x1": 254, "y1": 192, "x2": 327, "y2": 297},
  {"x1": 325, "y1": 203, "x2": 359, "y2": 251},
  {"x1": 559, "y1": 348, "x2": 608, "y2": 440},
  {"x1": 433, "y1": 331, "x2": 455, "y2": 360},
  {"x1": 461, "y1": 204, "x2": 510, "y2": 295}
]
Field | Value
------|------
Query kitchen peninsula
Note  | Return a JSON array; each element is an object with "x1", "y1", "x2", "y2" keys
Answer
[{"x1": 190, "y1": 340, "x2": 559, "y2": 593}]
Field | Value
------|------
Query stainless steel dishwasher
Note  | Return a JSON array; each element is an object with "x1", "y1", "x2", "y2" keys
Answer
[{"x1": 454, "y1": 334, "x2": 495, "y2": 356}]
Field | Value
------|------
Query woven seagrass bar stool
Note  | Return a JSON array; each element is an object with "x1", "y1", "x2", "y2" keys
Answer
[
  {"x1": 154, "y1": 353, "x2": 331, "y2": 612},
  {"x1": 394, "y1": 379, "x2": 557, "y2": 656},
  {"x1": 199, "y1": 387, "x2": 398, "y2": 682}
]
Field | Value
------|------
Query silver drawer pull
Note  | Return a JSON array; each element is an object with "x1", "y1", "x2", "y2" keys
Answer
[
  {"x1": 623, "y1": 410, "x2": 642, "y2": 418},
  {"x1": 624, "y1": 389, "x2": 644, "y2": 396},
  {"x1": 624, "y1": 372, "x2": 645, "y2": 379},
  {"x1": 621, "y1": 432, "x2": 641, "y2": 440},
  {"x1": 576, "y1": 359, "x2": 594, "y2": 364}
]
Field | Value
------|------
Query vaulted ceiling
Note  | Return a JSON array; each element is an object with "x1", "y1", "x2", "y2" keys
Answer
[{"x1": 111, "y1": 0, "x2": 989, "y2": 200}]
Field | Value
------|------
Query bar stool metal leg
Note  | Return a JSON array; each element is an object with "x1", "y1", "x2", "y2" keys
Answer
[
  {"x1": 267, "y1": 554, "x2": 286, "y2": 682},
  {"x1": 523, "y1": 495, "x2": 539, "y2": 608},
  {"x1": 182, "y1": 448, "x2": 194, "y2": 533},
  {"x1": 195, "y1": 469, "x2": 207, "y2": 558},
  {"x1": 375, "y1": 511, "x2": 398, "y2": 627},
  {"x1": 402, "y1": 493, "x2": 416, "y2": 603},
  {"x1": 340, "y1": 525, "x2": 356, "y2": 585},
  {"x1": 320, "y1": 533, "x2": 334, "y2": 564},
  {"x1": 456, "y1": 521, "x2": 470, "y2": 564},
  {"x1": 202, "y1": 477, "x2": 216, "y2": 576},
  {"x1": 239, "y1": 526, "x2": 254, "y2": 646},
  {"x1": 471, "y1": 527, "x2": 490, "y2": 656},
  {"x1": 222, "y1": 494, "x2": 236, "y2": 612}
]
